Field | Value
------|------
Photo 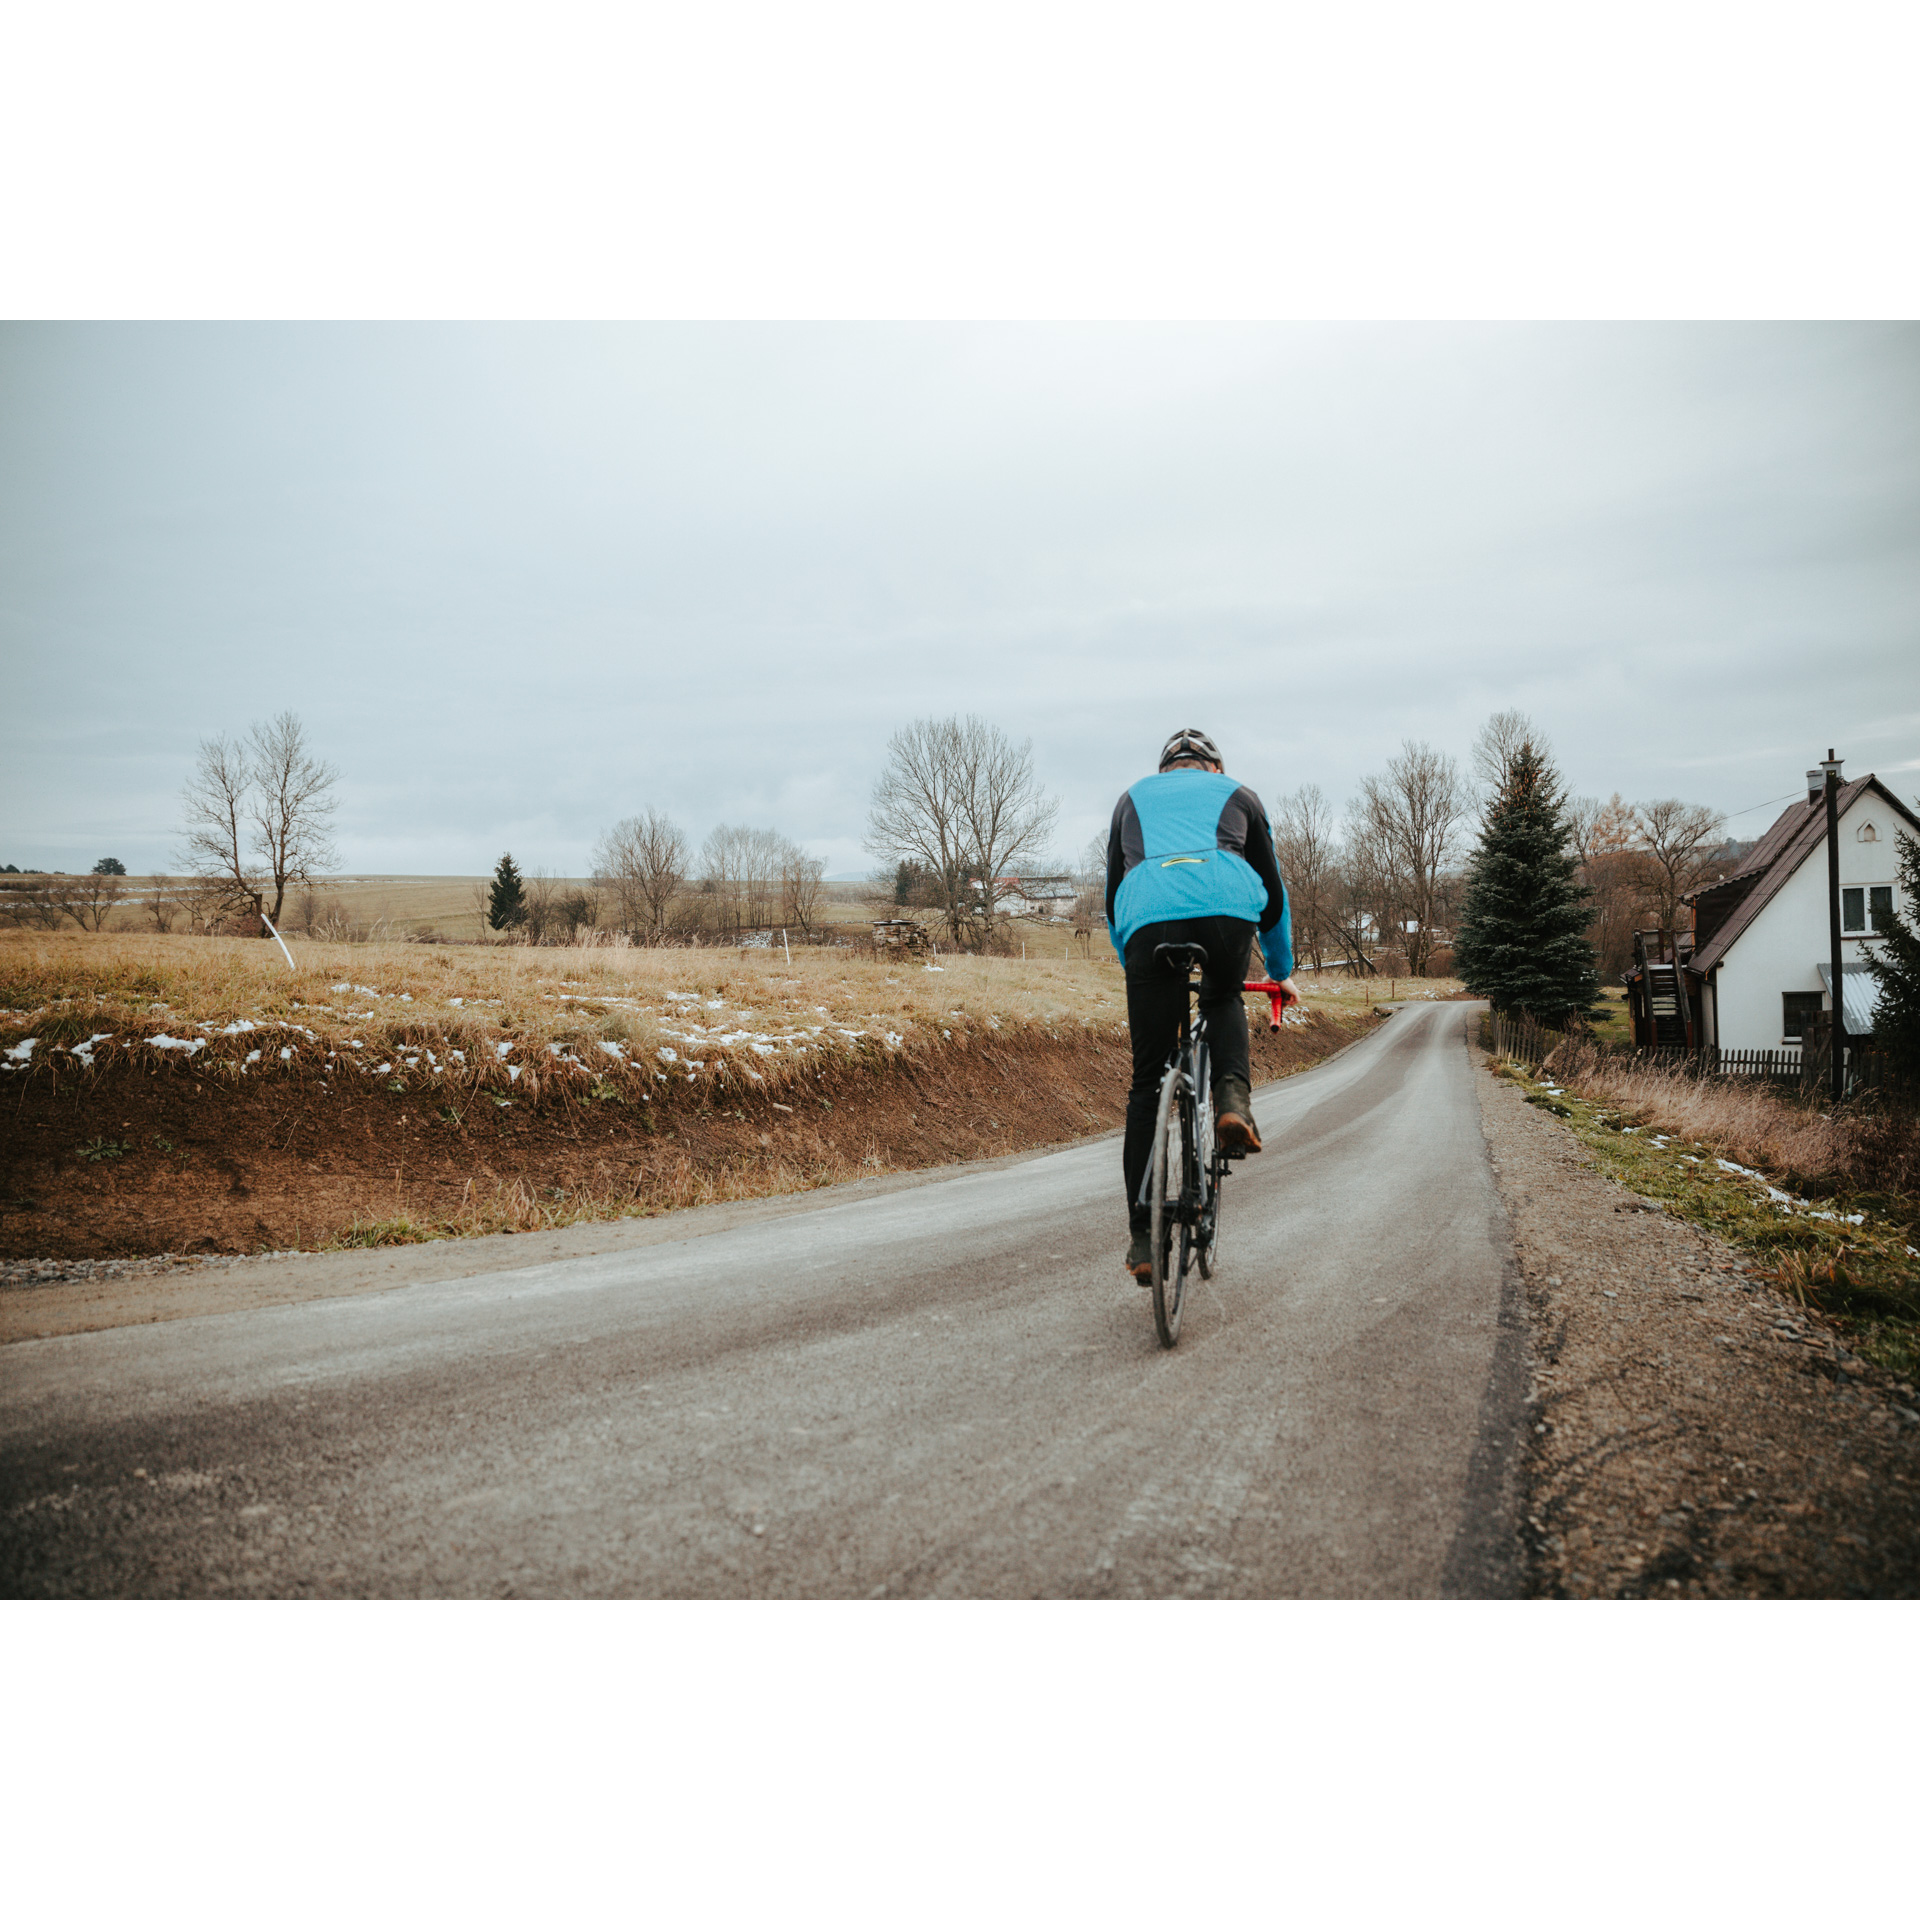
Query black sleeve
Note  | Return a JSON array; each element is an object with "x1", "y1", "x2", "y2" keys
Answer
[
  {"x1": 1104, "y1": 793, "x2": 1131, "y2": 929},
  {"x1": 1221, "y1": 785, "x2": 1288, "y2": 934}
]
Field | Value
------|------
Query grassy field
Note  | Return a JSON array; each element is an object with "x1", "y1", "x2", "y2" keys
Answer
[
  {"x1": 1, "y1": 925, "x2": 1452, "y2": 1097},
  {"x1": 1586, "y1": 984, "x2": 1634, "y2": 1047}
]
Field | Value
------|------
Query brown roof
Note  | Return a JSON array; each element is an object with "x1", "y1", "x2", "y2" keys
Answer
[{"x1": 1688, "y1": 775, "x2": 1920, "y2": 977}]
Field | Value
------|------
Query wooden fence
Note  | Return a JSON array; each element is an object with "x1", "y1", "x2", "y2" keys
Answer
[{"x1": 1486, "y1": 1012, "x2": 1909, "y2": 1099}]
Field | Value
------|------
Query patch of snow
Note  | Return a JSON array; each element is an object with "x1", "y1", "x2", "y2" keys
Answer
[
  {"x1": 349, "y1": 1039, "x2": 364, "y2": 1050},
  {"x1": 750, "y1": 1042, "x2": 776, "y2": 1055},
  {"x1": 280, "y1": 1048, "x2": 293, "y2": 1061},
  {"x1": 495, "y1": 1041, "x2": 513, "y2": 1059},
  {"x1": 219, "y1": 1020, "x2": 258, "y2": 1036},
  {"x1": 245, "y1": 1049, "x2": 262, "y2": 1064},
  {"x1": 507, "y1": 1064, "x2": 522, "y2": 1081},
  {"x1": 375, "y1": 1062, "x2": 392, "y2": 1074},
  {"x1": 449, "y1": 997, "x2": 464, "y2": 1006},
  {"x1": 4, "y1": 1037, "x2": 36, "y2": 1063},
  {"x1": 923, "y1": 964, "x2": 944, "y2": 971},
  {"x1": 658, "y1": 1047, "x2": 678, "y2": 1063},
  {"x1": 450, "y1": 1050, "x2": 465, "y2": 1063},
  {"x1": 148, "y1": 1035, "x2": 208, "y2": 1053}
]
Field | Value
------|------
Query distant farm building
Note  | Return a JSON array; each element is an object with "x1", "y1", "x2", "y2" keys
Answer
[{"x1": 986, "y1": 875, "x2": 1077, "y2": 919}]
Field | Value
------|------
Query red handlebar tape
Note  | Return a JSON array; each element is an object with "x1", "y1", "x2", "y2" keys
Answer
[{"x1": 1242, "y1": 981, "x2": 1290, "y2": 1030}]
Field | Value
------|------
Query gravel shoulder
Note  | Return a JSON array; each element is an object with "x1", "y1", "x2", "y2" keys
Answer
[{"x1": 1475, "y1": 1045, "x2": 1920, "y2": 1597}]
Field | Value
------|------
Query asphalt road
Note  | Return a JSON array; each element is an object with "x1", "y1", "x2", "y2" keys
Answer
[{"x1": 1, "y1": 1000, "x2": 1527, "y2": 1598}]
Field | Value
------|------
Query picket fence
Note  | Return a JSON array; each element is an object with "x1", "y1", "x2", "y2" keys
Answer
[{"x1": 1485, "y1": 1012, "x2": 1908, "y2": 1098}]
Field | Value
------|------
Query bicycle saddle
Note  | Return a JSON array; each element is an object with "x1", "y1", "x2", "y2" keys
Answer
[{"x1": 1152, "y1": 941, "x2": 1210, "y2": 974}]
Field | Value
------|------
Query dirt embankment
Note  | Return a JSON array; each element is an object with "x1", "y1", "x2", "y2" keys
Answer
[
  {"x1": 1, "y1": 1009, "x2": 1368, "y2": 1265},
  {"x1": 1475, "y1": 1054, "x2": 1920, "y2": 1598}
]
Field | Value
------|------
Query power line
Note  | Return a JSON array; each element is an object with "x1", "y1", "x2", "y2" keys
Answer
[{"x1": 1723, "y1": 789, "x2": 1800, "y2": 821}]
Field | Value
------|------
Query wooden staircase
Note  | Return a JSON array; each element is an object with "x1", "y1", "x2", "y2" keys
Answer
[{"x1": 1631, "y1": 929, "x2": 1695, "y2": 1049}]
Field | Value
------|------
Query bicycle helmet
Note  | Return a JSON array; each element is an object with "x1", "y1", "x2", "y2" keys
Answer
[{"x1": 1158, "y1": 727, "x2": 1222, "y2": 771}]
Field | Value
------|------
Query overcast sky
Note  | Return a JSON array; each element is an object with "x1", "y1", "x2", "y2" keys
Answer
[{"x1": 3, "y1": 322, "x2": 1916, "y2": 879}]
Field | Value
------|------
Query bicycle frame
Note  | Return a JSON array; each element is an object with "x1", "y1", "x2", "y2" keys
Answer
[{"x1": 1139, "y1": 944, "x2": 1229, "y2": 1344}]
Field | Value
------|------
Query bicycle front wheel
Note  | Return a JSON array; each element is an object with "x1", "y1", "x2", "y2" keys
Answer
[{"x1": 1147, "y1": 1067, "x2": 1188, "y2": 1348}]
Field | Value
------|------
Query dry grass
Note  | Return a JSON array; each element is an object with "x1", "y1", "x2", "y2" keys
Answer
[
  {"x1": 2, "y1": 928, "x2": 1410, "y2": 1101},
  {"x1": 1542, "y1": 1038, "x2": 1920, "y2": 1200}
]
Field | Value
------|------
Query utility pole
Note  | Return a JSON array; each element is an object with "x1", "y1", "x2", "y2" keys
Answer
[{"x1": 1815, "y1": 749, "x2": 1847, "y2": 1100}]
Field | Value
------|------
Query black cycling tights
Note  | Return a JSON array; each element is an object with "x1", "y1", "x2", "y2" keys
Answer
[{"x1": 1121, "y1": 915, "x2": 1254, "y2": 1213}]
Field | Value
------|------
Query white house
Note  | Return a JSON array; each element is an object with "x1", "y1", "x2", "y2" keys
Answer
[
  {"x1": 1681, "y1": 769, "x2": 1916, "y2": 1053},
  {"x1": 986, "y1": 875, "x2": 1078, "y2": 919}
]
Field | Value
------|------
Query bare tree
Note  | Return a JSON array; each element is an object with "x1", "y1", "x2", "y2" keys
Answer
[
  {"x1": 865, "y1": 717, "x2": 985, "y2": 944},
  {"x1": 290, "y1": 885, "x2": 332, "y2": 937},
  {"x1": 1357, "y1": 741, "x2": 1469, "y2": 977},
  {"x1": 145, "y1": 875, "x2": 180, "y2": 934},
  {"x1": 781, "y1": 843, "x2": 826, "y2": 935},
  {"x1": 1634, "y1": 798, "x2": 1728, "y2": 934},
  {"x1": 1273, "y1": 783, "x2": 1338, "y2": 974},
  {"x1": 692, "y1": 825, "x2": 801, "y2": 936},
  {"x1": 248, "y1": 713, "x2": 339, "y2": 922},
  {"x1": 959, "y1": 721, "x2": 1058, "y2": 910},
  {"x1": 180, "y1": 733, "x2": 257, "y2": 923},
  {"x1": 468, "y1": 878, "x2": 496, "y2": 942},
  {"x1": 1332, "y1": 796, "x2": 1391, "y2": 974},
  {"x1": 52, "y1": 871, "x2": 126, "y2": 931},
  {"x1": 522, "y1": 868, "x2": 561, "y2": 945},
  {"x1": 698, "y1": 825, "x2": 748, "y2": 935},
  {"x1": 1471, "y1": 708, "x2": 1552, "y2": 800},
  {"x1": 865, "y1": 715, "x2": 1057, "y2": 947},
  {"x1": 178, "y1": 713, "x2": 338, "y2": 932},
  {"x1": 1568, "y1": 792, "x2": 1646, "y2": 976},
  {"x1": 0, "y1": 878, "x2": 62, "y2": 931},
  {"x1": 560, "y1": 886, "x2": 599, "y2": 935},
  {"x1": 594, "y1": 809, "x2": 690, "y2": 939}
]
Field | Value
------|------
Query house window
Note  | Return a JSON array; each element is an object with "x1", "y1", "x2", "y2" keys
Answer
[
  {"x1": 1842, "y1": 887, "x2": 1865, "y2": 933},
  {"x1": 1856, "y1": 822, "x2": 1878, "y2": 842},
  {"x1": 1782, "y1": 991, "x2": 1824, "y2": 1043},
  {"x1": 1870, "y1": 884, "x2": 1894, "y2": 930}
]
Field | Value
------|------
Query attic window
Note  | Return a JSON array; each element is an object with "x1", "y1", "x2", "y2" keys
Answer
[{"x1": 1856, "y1": 822, "x2": 1878, "y2": 842}]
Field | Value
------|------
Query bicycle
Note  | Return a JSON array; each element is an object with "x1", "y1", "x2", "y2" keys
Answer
[{"x1": 1140, "y1": 944, "x2": 1292, "y2": 1348}]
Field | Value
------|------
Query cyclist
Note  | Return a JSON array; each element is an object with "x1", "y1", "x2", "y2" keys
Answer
[{"x1": 1105, "y1": 727, "x2": 1298, "y2": 1282}]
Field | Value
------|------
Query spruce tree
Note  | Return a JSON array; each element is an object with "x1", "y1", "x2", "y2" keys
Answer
[
  {"x1": 487, "y1": 853, "x2": 527, "y2": 932},
  {"x1": 1454, "y1": 742, "x2": 1601, "y2": 1025},
  {"x1": 1862, "y1": 830, "x2": 1920, "y2": 1079}
]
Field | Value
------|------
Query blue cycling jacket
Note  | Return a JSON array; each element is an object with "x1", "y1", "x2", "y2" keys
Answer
[{"x1": 1104, "y1": 769, "x2": 1294, "y2": 980}]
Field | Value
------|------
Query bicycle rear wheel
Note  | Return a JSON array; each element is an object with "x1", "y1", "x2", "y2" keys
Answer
[
  {"x1": 1147, "y1": 1067, "x2": 1189, "y2": 1347},
  {"x1": 1196, "y1": 1147, "x2": 1222, "y2": 1280}
]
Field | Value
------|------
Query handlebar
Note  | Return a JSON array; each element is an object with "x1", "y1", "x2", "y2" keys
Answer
[{"x1": 1242, "y1": 980, "x2": 1294, "y2": 1030}]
